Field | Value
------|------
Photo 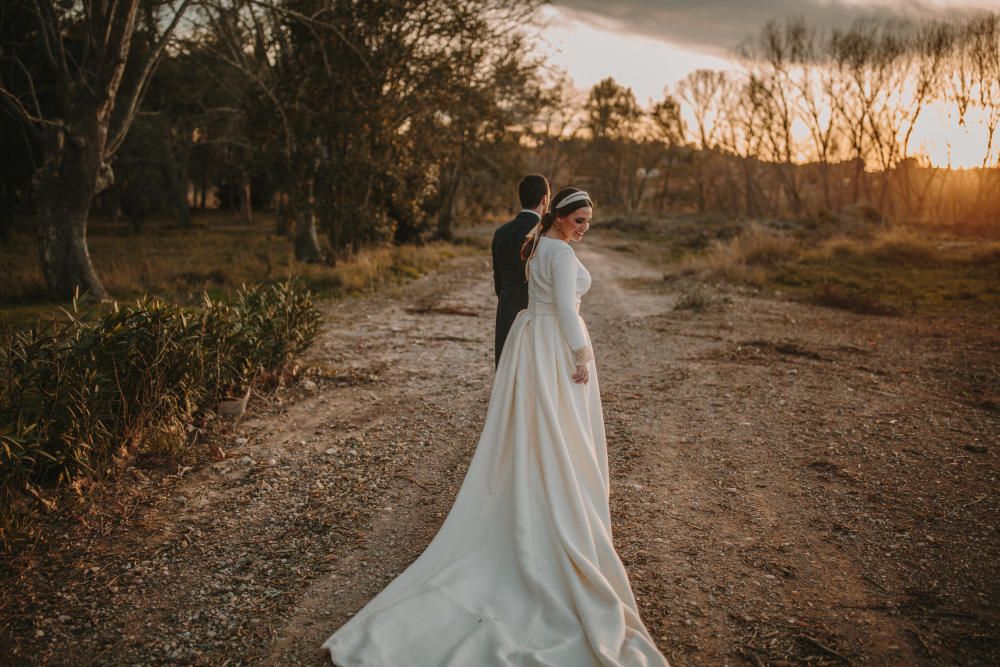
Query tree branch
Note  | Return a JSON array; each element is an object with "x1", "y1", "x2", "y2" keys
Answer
[
  {"x1": 11, "y1": 55, "x2": 44, "y2": 121},
  {"x1": 0, "y1": 85, "x2": 56, "y2": 139},
  {"x1": 34, "y1": 0, "x2": 72, "y2": 88},
  {"x1": 107, "y1": 0, "x2": 194, "y2": 155}
]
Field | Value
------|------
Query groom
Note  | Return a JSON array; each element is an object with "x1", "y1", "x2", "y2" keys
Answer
[{"x1": 491, "y1": 174, "x2": 550, "y2": 368}]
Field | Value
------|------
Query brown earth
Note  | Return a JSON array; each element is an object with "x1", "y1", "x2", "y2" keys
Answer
[{"x1": 2, "y1": 230, "x2": 998, "y2": 666}]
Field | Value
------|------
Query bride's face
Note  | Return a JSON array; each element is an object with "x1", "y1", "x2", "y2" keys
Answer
[{"x1": 557, "y1": 206, "x2": 592, "y2": 243}]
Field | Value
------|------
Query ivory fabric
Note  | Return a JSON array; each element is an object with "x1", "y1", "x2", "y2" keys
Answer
[{"x1": 321, "y1": 236, "x2": 670, "y2": 666}]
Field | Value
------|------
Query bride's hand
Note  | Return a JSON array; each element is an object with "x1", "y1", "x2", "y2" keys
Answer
[{"x1": 572, "y1": 364, "x2": 589, "y2": 384}]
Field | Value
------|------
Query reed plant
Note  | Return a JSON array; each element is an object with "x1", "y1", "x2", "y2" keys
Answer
[{"x1": 0, "y1": 280, "x2": 320, "y2": 550}]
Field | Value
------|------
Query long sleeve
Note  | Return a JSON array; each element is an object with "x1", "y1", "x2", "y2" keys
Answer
[{"x1": 551, "y1": 245, "x2": 594, "y2": 366}]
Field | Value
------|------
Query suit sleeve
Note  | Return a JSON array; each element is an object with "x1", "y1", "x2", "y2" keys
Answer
[
  {"x1": 491, "y1": 233, "x2": 501, "y2": 297},
  {"x1": 552, "y1": 245, "x2": 594, "y2": 366}
]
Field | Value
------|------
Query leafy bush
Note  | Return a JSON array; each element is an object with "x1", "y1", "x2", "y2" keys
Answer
[{"x1": 0, "y1": 280, "x2": 320, "y2": 548}]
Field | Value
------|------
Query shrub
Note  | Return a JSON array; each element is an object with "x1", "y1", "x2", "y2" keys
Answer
[
  {"x1": 0, "y1": 280, "x2": 320, "y2": 549},
  {"x1": 680, "y1": 223, "x2": 801, "y2": 284}
]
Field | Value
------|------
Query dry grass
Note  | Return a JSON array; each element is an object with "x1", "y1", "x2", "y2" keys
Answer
[
  {"x1": 808, "y1": 225, "x2": 945, "y2": 265},
  {"x1": 0, "y1": 211, "x2": 468, "y2": 328},
  {"x1": 777, "y1": 225, "x2": 1000, "y2": 315},
  {"x1": 677, "y1": 222, "x2": 801, "y2": 285},
  {"x1": 645, "y1": 216, "x2": 1000, "y2": 316}
]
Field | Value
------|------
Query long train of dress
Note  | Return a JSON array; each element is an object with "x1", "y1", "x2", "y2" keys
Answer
[{"x1": 321, "y1": 240, "x2": 669, "y2": 666}]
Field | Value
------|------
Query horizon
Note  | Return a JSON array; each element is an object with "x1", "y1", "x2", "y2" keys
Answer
[{"x1": 539, "y1": 0, "x2": 1000, "y2": 169}]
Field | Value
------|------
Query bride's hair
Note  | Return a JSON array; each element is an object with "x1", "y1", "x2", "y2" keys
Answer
[{"x1": 519, "y1": 186, "x2": 594, "y2": 262}]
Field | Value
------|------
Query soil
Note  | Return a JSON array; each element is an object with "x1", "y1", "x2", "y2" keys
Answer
[{"x1": 2, "y1": 230, "x2": 998, "y2": 666}]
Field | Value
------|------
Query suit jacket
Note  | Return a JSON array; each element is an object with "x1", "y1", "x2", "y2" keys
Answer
[{"x1": 491, "y1": 210, "x2": 540, "y2": 368}]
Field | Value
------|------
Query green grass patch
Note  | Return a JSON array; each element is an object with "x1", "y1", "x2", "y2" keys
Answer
[{"x1": 0, "y1": 211, "x2": 470, "y2": 330}]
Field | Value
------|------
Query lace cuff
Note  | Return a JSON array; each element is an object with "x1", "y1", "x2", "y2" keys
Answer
[{"x1": 572, "y1": 345, "x2": 594, "y2": 367}]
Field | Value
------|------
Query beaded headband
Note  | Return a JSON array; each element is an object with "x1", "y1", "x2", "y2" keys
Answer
[{"x1": 554, "y1": 190, "x2": 591, "y2": 209}]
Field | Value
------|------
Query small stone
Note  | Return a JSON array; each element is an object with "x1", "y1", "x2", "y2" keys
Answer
[
  {"x1": 302, "y1": 379, "x2": 318, "y2": 391},
  {"x1": 234, "y1": 437, "x2": 249, "y2": 446}
]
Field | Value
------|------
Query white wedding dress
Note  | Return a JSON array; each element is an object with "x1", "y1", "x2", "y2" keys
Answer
[{"x1": 321, "y1": 236, "x2": 670, "y2": 666}]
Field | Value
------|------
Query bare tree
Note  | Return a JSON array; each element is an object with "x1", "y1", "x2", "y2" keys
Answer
[
  {"x1": 720, "y1": 74, "x2": 770, "y2": 216},
  {"x1": 0, "y1": 0, "x2": 192, "y2": 299},
  {"x1": 891, "y1": 21, "x2": 954, "y2": 221},
  {"x1": 967, "y1": 15, "x2": 1000, "y2": 168},
  {"x1": 741, "y1": 20, "x2": 804, "y2": 215},
  {"x1": 829, "y1": 20, "x2": 886, "y2": 207},
  {"x1": 785, "y1": 22, "x2": 844, "y2": 211},
  {"x1": 677, "y1": 69, "x2": 731, "y2": 213}
]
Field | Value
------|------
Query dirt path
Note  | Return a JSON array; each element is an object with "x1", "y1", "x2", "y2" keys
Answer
[{"x1": 3, "y1": 233, "x2": 998, "y2": 666}]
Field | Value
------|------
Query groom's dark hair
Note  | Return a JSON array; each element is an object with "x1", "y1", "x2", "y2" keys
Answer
[{"x1": 518, "y1": 174, "x2": 550, "y2": 209}]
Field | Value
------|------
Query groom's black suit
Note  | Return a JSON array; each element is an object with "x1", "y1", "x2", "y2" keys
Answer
[{"x1": 491, "y1": 210, "x2": 540, "y2": 368}]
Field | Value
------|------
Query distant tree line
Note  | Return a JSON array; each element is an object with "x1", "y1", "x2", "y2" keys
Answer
[
  {"x1": 545, "y1": 15, "x2": 1000, "y2": 229},
  {"x1": 1, "y1": 5, "x2": 998, "y2": 300}
]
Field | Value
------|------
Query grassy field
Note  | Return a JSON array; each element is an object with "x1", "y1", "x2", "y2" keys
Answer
[
  {"x1": 596, "y1": 213, "x2": 1000, "y2": 318},
  {"x1": 0, "y1": 211, "x2": 476, "y2": 329}
]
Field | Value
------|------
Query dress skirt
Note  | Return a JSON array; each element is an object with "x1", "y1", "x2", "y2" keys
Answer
[{"x1": 321, "y1": 304, "x2": 670, "y2": 666}]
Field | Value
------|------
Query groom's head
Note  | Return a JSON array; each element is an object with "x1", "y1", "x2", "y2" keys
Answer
[{"x1": 518, "y1": 174, "x2": 550, "y2": 211}]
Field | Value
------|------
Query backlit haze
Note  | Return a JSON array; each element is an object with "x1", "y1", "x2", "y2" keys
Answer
[{"x1": 540, "y1": 0, "x2": 1000, "y2": 168}]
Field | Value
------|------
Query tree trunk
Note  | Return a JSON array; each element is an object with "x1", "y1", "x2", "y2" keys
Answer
[
  {"x1": 0, "y1": 182, "x2": 14, "y2": 244},
  {"x1": 275, "y1": 194, "x2": 289, "y2": 236},
  {"x1": 743, "y1": 163, "x2": 757, "y2": 217},
  {"x1": 820, "y1": 161, "x2": 832, "y2": 212},
  {"x1": 34, "y1": 121, "x2": 111, "y2": 301},
  {"x1": 295, "y1": 210, "x2": 323, "y2": 262},
  {"x1": 161, "y1": 161, "x2": 191, "y2": 227},
  {"x1": 239, "y1": 177, "x2": 252, "y2": 225},
  {"x1": 291, "y1": 181, "x2": 322, "y2": 261},
  {"x1": 436, "y1": 164, "x2": 461, "y2": 242}
]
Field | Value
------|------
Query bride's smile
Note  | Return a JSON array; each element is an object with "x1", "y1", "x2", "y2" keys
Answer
[{"x1": 548, "y1": 206, "x2": 592, "y2": 243}]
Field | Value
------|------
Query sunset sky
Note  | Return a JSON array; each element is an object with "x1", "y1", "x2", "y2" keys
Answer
[{"x1": 539, "y1": 0, "x2": 1000, "y2": 168}]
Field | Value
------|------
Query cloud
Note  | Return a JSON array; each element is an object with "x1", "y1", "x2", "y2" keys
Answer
[{"x1": 552, "y1": 0, "x2": 1000, "y2": 56}]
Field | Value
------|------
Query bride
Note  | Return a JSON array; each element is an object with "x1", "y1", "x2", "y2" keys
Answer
[{"x1": 321, "y1": 187, "x2": 670, "y2": 666}]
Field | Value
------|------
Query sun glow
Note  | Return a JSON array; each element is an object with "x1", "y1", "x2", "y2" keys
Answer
[
  {"x1": 915, "y1": 103, "x2": 997, "y2": 169},
  {"x1": 542, "y1": 5, "x2": 998, "y2": 170}
]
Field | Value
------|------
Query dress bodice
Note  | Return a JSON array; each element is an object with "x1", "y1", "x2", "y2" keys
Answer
[
  {"x1": 526, "y1": 236, "x2": 594, "y2": 366},
  {"x1": 527, "y1": 236, "x2": 591, "y2": 306}
]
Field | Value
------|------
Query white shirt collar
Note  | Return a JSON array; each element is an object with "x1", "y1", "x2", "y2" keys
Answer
[{"x1": 519, "y1": 209, "x2": 542, "y2": 219}]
